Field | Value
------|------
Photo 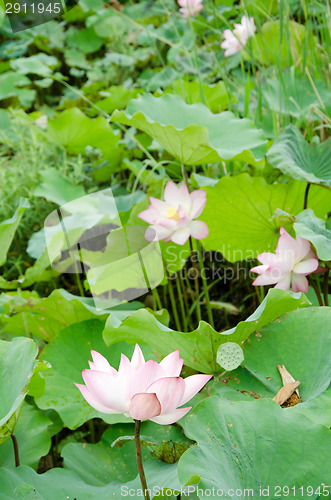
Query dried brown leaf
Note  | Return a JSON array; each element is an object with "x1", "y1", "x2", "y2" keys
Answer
[{"x1": 273, "y1": 381, "x2": 300, "y2": 406}]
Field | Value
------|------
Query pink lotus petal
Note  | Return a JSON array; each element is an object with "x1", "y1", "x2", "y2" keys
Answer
[
  {"x1": 190, "y1": 220, "x2": 209, "y2": 240},
  {"x1": 138, "y1": 207, "x2": 159, "y2": 224},
  {"x1": 178, "y1": 184, "x2": 191, "y2": 211},
  {"x1": 130, "y1": 344, "x2": 145, "y2": 370},
  {"x1": 293, "y1": 258, "x2": 318, "y2": 275},
  {"x1": 221, "y1": 30, "x2": 242, "y2": 56},
  {"x1": 158, "y1": 218, "x2": 178, "y2": 230},
  {"x1": 128, "y1": 360, "x2": 165, "y2": 398},
  {"x1": 164, "y1": 181, "x2": 179, "y2": 207},
  {"x1": 117, "y1": 353, "x2": 134, "y2": 398},
  {"x1": 150, "y1": 407, "x2": 192, "y2": 425},
  {"x1": 145, "y1": 225, "x2": 173, "y2": 242},
  {"x1": 274, "y1": 274, "x2": 291, "y2": 291},
  {"x1": 74, "y1": 384, "x2": 119, "y2": 414},
  {"x1": 189, "y1": 190, "x2": 207, "y2": 218},
  {"x1": 90, "y1": 351, "x2": 117, "y2": 375},
  {"x1": 292, "y1": 274, "x2": 309, "y2": 293},
  {"x1": 253, "y1": 274, "x2": 282, "y2": 286},
  {"x1": 257, "y1": 252, "x2": 280, "y2": 266},
  {"x1": 159, "y1": 351, "x2": 183, "y2": 377},
  {"x1": 177, "y1": 205, "x2": 190, "y2": 223},
  {"x1": 277, "y1": 228, "x2": 298, "y2": 258},
  {"x1": 150, "y1": 197, "x2": 169, "y2": 215},
  {"x1": 251, "y1": 264, "x2": 269, "y2": 274},
  {"x1": 171, "y1": 227, "x2": 191, "y2": 245},
  {"x1": 82, "y1": 370, "x2": 126, "y2": 412},
  {"x1": 130, "y1": 393, "x2": 161, "y2": 420},
  {"x1": 268, "y1": 258, "x2": 293, "y2": 276},
  {"x1": 146, "y1": 377, "x2": 185, "y2": 414},
  {"x1": 181, "y1": 374, "x2": 213, "y2": 405},
  {"x1": 295, "y1": 237, "x2": 312, "y2": 261}
]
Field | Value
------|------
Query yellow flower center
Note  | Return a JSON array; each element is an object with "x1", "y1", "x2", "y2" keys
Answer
[{"x1": 166, "y1": 206, "x2": 180, "y2": 221}]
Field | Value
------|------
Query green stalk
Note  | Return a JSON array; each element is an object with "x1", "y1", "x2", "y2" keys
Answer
[
  {"x1": 152, "y1": 288, "x2": 163, "y2": 310},
  {"x1": 304, "y1": 183, "x2": 311, "y2": 210},
  {"x1": 308, "y1": 277, "x2": 323, "y2": 306},
  {"x1": 165, "y1": 265, "x2": 182, "y2": 331},
  {"x1": 323, "y1": 269, "x2": 330, "y2": 307},
  {"x1": 189, "y1": 237, "x2": 201, "y2": 324},
  {"x1": 134, "y1": 420, "x2": 150, "y2": 500},
  {"x1": 197, "y1": 242, "x2": 214, "y2": 329},
  {"x1": 179, "y1": 272, "x2": 190, "y2": 329},
  {"x1": 11, "y1": 435, "x2": 20, "y2": 467},
  {"x1": 187, "y1": 14, "x2": 206, "y2": 105},
  {"x1": 176, "y1": 275, "x2": 187, "y2": 332}
]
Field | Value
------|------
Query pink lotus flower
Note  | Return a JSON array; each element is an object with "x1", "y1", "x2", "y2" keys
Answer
[
  {"x1": 177, "y1": 0, "x2": 203, "y2": 18},
  {"x1": 251, "y1": 227, "x2": 319, "y2": 293},
  {"x1": 138, "y1": 181, "x2": 209, "y2": 245},
  {"x1": 75, "y1": 345, "x2": 212, "y2": 425},
  {"x1": 221, "y1": 15, "x2": 256, "y2": 57}
]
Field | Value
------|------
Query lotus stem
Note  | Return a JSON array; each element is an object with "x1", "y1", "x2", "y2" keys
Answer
[
  {"x1": 323, "y1": 269, "x2": 330, "y2": 307},
  {"x1": 197, "y1": 242, "x2": 214, "y2": 329},
  {"x1": 165, "y1": 264, "x2": 182, "y2": 331},
  {"x1": 189, "y1": 237, "x2": 201, "y2": 324},
  {"x1": 11, "y1": 434, "x2": 20, "y2": 467},
  {"x1": 308, "y1": 277, "x2": 323, "y2": 306},
  {"x1": 134, "y1": 420, "x2": 150, "y2": 500},
  {"x1": 303, "y1": 183, "x2": 311, "y2": 210}
]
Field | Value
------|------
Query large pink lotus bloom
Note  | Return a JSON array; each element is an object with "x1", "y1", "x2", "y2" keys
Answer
[
  {"x1": 221, "y1": 15, "x2": 256, "y2": 57},
  {"x1": 251, "y1": 227, "x2": 318, "y2": 293},
  {"x1": 177, "y1": 0, "x2": 203, "y2": 18},
  {"x1": 75, "y1": 345, "x2": 212, "y2": 425},
  {"x1": 138, "y1": 181, "x2": 208, "y2": 245}
]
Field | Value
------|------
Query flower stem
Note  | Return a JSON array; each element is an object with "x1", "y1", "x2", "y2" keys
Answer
[
  {"x1": 176, "y1": 276, "x2": 187, "y2": 332},
  {"x1": 181, "y1": 162, "x2": 189, "y2": 186},
  {"x1": 304, "y1": 183, "x2": 311, "y2": 210},
  {"x1": 197, "y1": 242, "x2": 214, "y2": 329},
  {"x1": 152, "y1": 288, "x2": 162, "y2": 310},
  {"x1": 323, "y1": 269, "x2": 330, "y2": 307},
  {"x1": 165, "y1": 265, "x2": 182, "y2": 331},
  {"x1": 88, "y1": 420, "x2": 96, "y2": 444},
  {"x1": 308, "y1": 276, "x2": 323, "y2": 306},
  {"x1": 187, "y1": 15, "x2": 206, "y2": 105},
  {"x1": 134, "y1": 420, "x2": 150, "y2": 500},
  {"x1": 189, "y1": 237, "x2": 201, "y2": 324},
  {"x1": 11, "y1": 434, "x2": 20, "y2": 467}
]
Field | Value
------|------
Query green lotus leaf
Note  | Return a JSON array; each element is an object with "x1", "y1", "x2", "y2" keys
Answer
[
  {"x1": 178, "y1": 398, "x2": 331, "y2": 495},
  {"x1": 34, "y1": 168, "x2": 86, "y2": 206},
  {"x1": 103, "y1": 289, "x2": 309, "y2": 374},
  {"x1": 163, "y1": 79, "x2": 230, "y2": 113},
  {"x1": 47, "y1": 108, "x2": 122, "y2": 166},
  {"x1": 0, "y1": 461, "x2": 183, "y2": 499},
  {"x1": 62, "y1": 422, "x2": 191, "y2": 486},
  {"x1": 243, "y1": 307, "x2": 331, "y2": 414},
  {"x1": 267, "y1": 125, "x2": 331, "y2": 188},
  {"x1": 294, "y1": 209, "x2": 331, "y2": 261},
  {"x1": 203, "y1": 173, "x2": 331, "y2": 262},
  {"x1": 0, "y1": 72, "x2": 35, "y2": 107},
  {"x1": 0, "y1": 402, "x2": 52, "y2": 469},
  {"x1": 0, "y1": 337, "x2": 38, "y2": 443},
  {"x1": 111, "y1": 94, "x2": 267, "y2": 165},
  {"x1": 0, "y1": 199, "x2": 29, "y2": 267}
]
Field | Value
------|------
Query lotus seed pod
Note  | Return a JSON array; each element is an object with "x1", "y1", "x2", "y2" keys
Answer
[{"x1": 216, "y1": 342, "x2": 244, "y2": 371}]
